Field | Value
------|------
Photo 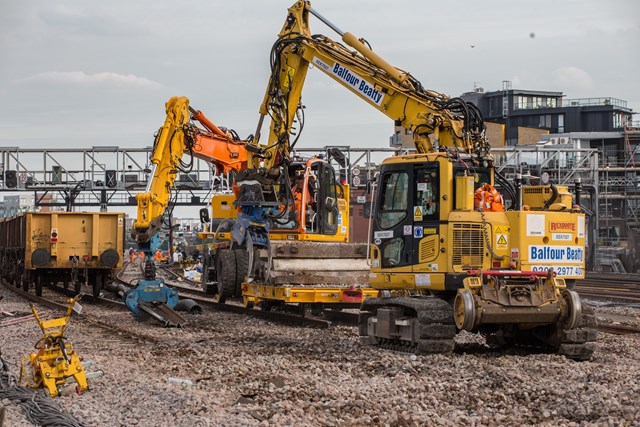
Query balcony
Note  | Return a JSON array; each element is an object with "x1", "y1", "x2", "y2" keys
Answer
[{"x1": 563, "y1": 97, "x2": 628, "y2": 108}]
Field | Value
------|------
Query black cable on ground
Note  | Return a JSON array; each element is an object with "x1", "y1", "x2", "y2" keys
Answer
[{"x1": 0, "y1": 355, "x2": 86, "y2": 427}]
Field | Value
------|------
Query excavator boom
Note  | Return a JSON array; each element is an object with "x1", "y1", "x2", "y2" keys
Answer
[
  {"x1": 133, "y1": 96, "x2": 248, "y2": 247},
  {"x1": 248, "y1": 0, "x2": 489, "y2": 165}
]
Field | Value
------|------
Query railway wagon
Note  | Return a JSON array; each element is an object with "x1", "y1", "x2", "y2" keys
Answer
[{"x1": 0, "y1": 212, "x2": 124, "y2": 297}]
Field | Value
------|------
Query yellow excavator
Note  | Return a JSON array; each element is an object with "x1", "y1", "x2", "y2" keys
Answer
[
  {"x1": 127, "y1": 96, "x2": 248, "y2": 324},
  {"x1": 246, "y1": 0, "x2": 595, "y2": 359}
]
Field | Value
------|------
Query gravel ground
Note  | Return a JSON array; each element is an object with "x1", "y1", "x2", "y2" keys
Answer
[{"x1": 1, "y1": 288, "x2": 639, "y2": 427}]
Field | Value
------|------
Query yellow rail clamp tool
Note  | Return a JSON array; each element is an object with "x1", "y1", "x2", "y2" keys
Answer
[{"x1": 19, "y1": 296, "x2": 88, "y2": 397}]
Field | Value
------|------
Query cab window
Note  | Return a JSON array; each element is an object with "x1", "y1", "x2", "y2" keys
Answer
[
  {"x1": 378, "y1": 172, "x2": 408, "y2": 229},
  {"x1": 415, "y1": 167, "x2": 439, "y2": 221}
]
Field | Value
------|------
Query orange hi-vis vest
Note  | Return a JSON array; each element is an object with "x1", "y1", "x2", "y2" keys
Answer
[{"x1": 474, "y1": 184, "x2": 505, "y2": 212}]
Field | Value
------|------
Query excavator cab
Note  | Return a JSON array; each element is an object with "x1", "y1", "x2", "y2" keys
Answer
[{"x1": 269, "y1": 157, "x2": 346, "y2": 241}]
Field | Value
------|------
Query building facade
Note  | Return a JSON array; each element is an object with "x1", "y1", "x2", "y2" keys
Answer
[
  {"x1": 460, "y1": 81, "x2": 634, "y2": 146},
  {"x1": 0, "y1": 195, "x2": 35, "y2": 217}
]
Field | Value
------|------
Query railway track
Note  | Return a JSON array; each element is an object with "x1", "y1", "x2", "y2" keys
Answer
[
  {"x1": 7, "y1": 265, "x2": 637, "y2": 336},
  {"x1": 112, "y1": 263, "x2": 358, "y2": 328},
  {"x1": 0, "y1": 277, "x2": 127, "y2": 314},
  {"x1": 576, "y1": 272, "x2": 640, "y2": 303},
  {"x1": 153, "y1": 267, "x2": 640, "y2": 334},
  {"x1": 596, "y1": 324, "x2": 640, "y2": 335}
]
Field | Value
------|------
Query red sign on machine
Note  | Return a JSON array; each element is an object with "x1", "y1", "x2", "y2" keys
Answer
[
  {"x1": 550, "y1": 222, "x2": 575, "y2": 232},
  {"x1": 50, "y1": 228, "x2": 58, "y2": 243}
]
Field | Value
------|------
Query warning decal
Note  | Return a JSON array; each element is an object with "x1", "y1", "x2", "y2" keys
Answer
[
  {"x1": 413, "y1": 206, "x2": 423, "y2": 221},
  {"x1": 496, "y1": 234, "x2": 508, "y2": 249}
]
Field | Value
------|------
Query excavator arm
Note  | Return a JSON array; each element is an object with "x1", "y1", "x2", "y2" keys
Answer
[
  {"x1": 133, "y1": 96, "x2": 248, "y2": 248},
  {"x1": 125, "y1": 96, "x2": 249, "y2": 326},
  {"x1": 248, "y1": 0, "x2": 490, "y2": 166}
]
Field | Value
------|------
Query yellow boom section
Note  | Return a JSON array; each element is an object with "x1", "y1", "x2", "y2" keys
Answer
[
  {"x1": 134, "y1": 96, "x2": 191, "y2": 242},
  {"x1": 249, "y1": 0, "x2": 489, "y2": 169}
]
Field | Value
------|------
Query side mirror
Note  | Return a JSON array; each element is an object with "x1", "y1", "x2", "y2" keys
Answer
[
  {"x1": 199, "y1": 208, "x2": 210, "y2": 224},
  {"x1": 325, "y1": 197, "x2": 336, "y2": 208},
  {"x1": 366, "y1": 179, "x2": 377, "y2": 194}
]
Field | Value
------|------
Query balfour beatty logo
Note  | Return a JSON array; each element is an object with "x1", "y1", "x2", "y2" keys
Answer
[
  {"x1": 550, "y1": 222, "x2": 575, "y2": 232},
  {"x1": 315, "y1": 57, "x2": 383, "y2": 106},
  {"x1": 529, "y1": 245, "x2": 583, "y2": 262}
]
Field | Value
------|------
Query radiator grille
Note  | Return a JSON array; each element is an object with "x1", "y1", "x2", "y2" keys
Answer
[
  {"x1": 419, "y1": 236, "x2": 437, "y2": 263},
  {"x1": 452, "y1": 223, "x2": 484, "y2": 269},
  {"x1": 523, "y1": 187, "x2": 544, "y2": 195}
]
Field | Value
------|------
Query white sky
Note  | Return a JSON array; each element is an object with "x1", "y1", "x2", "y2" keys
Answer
[{"x1": 1, "y1": 0, "x2": 638, "y2": 154}]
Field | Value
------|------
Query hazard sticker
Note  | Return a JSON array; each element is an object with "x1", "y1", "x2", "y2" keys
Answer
[
  {"x1": 414, "y1": 226, "x2": 423, "y2": 238},
  {"x1": 495, "y1": 226, "x2": 510, "y2": 234},
  {"x1": 425, "y1": 264, "x2": 438, "y2": 272},
  {"x1": 403, "y1": 225, "x2": 413, "y2": 235},
  {"x1": 496, "y1": 234, "x2": 508, "y2": 249},
  {"x1": 413, "y1": 206, "x2": 423, "y2": 221}
]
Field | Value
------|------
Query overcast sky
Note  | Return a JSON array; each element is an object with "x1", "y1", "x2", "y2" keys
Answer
[{"x1": 1, "y1": 0, "x2": 638, "y2": 153}]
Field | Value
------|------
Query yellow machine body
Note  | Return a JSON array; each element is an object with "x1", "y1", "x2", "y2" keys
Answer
[
  {"x1": 522, "y1": 185, "x2": 573, "y2": 210},
  {"x1": 369, "y1": 155, "x2": 585, "y2": 291},
  {"x1": 19, "y1": 297, "x2": 88, "y2": 397},
  {"x1": 242, "y1": 283, "x2": 378, "y2": 305}
]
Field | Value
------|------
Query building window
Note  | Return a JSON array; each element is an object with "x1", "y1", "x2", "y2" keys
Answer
[
  {"x1": 613, "y1": 112, "x2": 622, "y2": 128},
  {"x1": 538, "y1": 115, "x2": 552, "y2": 128},
  {"x1": 558, "y1": 114, "x2": 564, "y2": 133},
  {"x1": 549, "y1": 98, "x2": 557, "y2": 108}
]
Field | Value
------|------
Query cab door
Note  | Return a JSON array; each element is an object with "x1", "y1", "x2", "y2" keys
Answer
[
  {"x1": 316, "y1": 162, "x2": 338, "y2": 235},
  {"x1": 373, "y1": 164, "x2": 414, "y2": 268},
  {"x1": 411, "y1": 164, "x2": 440, "y2": 267}
]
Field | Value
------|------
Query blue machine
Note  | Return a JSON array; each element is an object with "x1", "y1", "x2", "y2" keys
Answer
[
  {"x1": 124, "y1": 279, "x2": 179, "y2": 318},
  {"x1": 124, "y1": 234, "x2": 185, "y2": 327}
]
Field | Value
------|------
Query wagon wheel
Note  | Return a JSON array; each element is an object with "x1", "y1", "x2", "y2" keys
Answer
[
  {"x1": 35, "y1": 272, "x2": 43, "y2": 297},
  {"x1": 21, "y1": 272, "x2": 29, "y2": 292},
  {"x1": 93, "y1": 271, "x2": 103, "y2": 298}
]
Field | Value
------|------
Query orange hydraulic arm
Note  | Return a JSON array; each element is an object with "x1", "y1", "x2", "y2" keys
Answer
[
  {"x1": 133, "y1": 96, "x2": 248, "y2": 245},
  {"x1": 189, "y1": 107, "x2": 248, "y2": 174}
]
